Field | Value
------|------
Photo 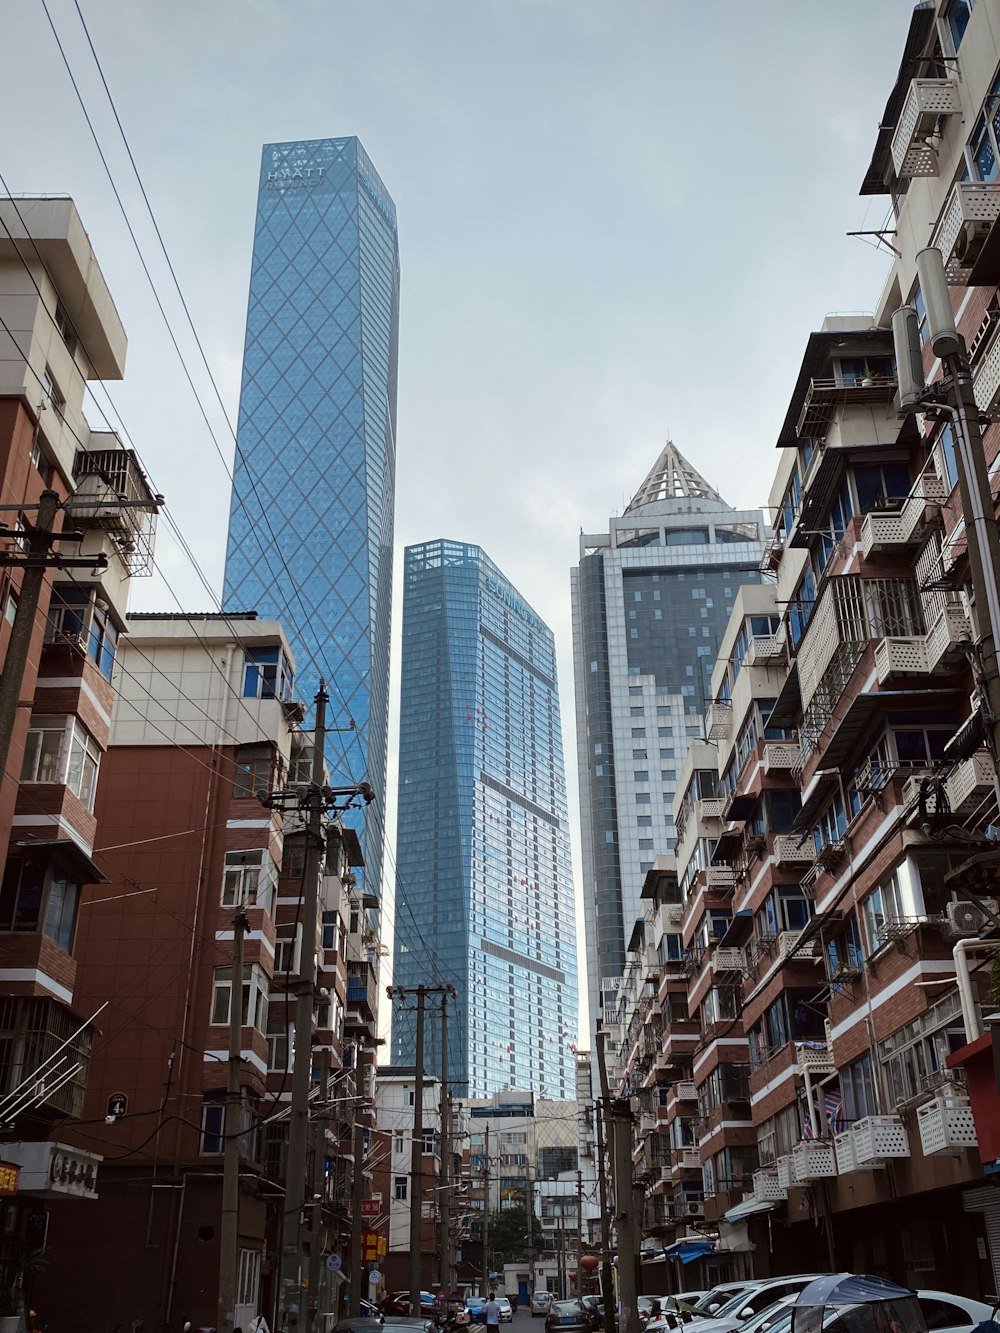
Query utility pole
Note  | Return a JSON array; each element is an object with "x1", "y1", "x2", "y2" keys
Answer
[
  {"x1": 596, "y1": 1026, "x2": 638, "y2": 1333},
  {"x1": 307, "y1": 1050, "x2": 331, "y2": 1333},
  {"x1": 576, "y1": 1169, "x2": 583, "y2": 1297},
  {"x1": 594, "y1": 1103, "x2": 615, "y2": 1333},
  {"x1": 349, "y1": 1114, "x2": 366, "y2": 1316},
  {"x1": 439, "y1": 994, "x2": 451, "y2": 1292},
  {"x1": 264, "y1": 685, "x2": 376, "y2": 1332},
  {"x1": 482, "y1": 1125, "x2": 490, "y2": 1297},
  {"x1": 0, "y1": 489, "x2": 107, "y2": 779},
  {"x1": 384, "y1": 984, "x2": 456, "y2": 1313},
  {"x1": 218, "y1": 906, "x2": 248, "y2": 1333}
]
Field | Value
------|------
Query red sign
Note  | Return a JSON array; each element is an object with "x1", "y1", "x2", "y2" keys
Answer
[{"x1": 361, "y1": 1199, "x2": 379, "y2": 1217}]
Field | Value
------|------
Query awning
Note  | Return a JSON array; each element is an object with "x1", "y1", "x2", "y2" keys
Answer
[
  {"x1": 724, "y1": 793, "x2": 759, "y2": 823},
  {"x1": 15, "y1": 838, "x2": 107, "y2": 884},
  {"x1": 859, "y1": 2, "x2": 937, "y2": 196},
  {"x1": 791, "y1": 772, "x2": 839, "y2": 832},
  {"x1": 766, "y1": 663, "x2": 800, "y2": 731},
  {"x1": 821, "y1": 689, "x2": 959, "y2": 769},
  {"x1": 718, "y1": 910, "x2": 754, "y2": 948},
  {"x1": 663, "y1": 1238, "x2": 716, "y2": 1264},
  {"x1": 723, "y1": 1197, "x2": 775, "y2": 1223},
  {"x1": 711, "y1": 827, "x2": 744, "y2": 864}
]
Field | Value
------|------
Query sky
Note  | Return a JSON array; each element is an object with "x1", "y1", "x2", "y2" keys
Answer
[{"x1": 3, "y1": 0, "x2": 916, "y2": 1040}]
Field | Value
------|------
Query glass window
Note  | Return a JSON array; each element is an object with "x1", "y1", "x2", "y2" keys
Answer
[
  {"x1": 42, "y1": 871, "x2": 80, "y2": 951},
  {"x1": 0, "y1": 857, "x2": 47, "y2": 933},
  {"x1": 395, "y1": 1176, "x2": 408, "y2": 1200},
  {"x1": 234, "y1": 745, "x2": 273, "y2": 799},
  {"x1": 21, "y1": 716, "x2": 66, "y2": 784},
  {"x1": 222, "y1": 849, "x2": 274, "y2": 916},
  {"x1": 21, "y1": 716, "x2": 100, "y2": 810},
  {"x1": 242, "y1": 646, "x2": 293, "y2": 700},
  {"x1": 211, "y1": 964, "x2": 269, "y2": 1031},
  {"x1": 946, "y1": 0, "x2": 974, "y2": 49}
]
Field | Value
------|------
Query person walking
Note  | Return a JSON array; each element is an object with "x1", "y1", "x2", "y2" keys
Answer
[{"x1": 484, "y1": 1292, "x2": 502, "y2": 1331}]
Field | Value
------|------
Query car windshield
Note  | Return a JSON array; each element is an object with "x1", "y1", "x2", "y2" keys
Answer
[
  {"x1": 552, "y1": 1302, "x2": 582, "y2": 1315},
  {"x1": 714, "y1": 1289, "x2": 769, "y2": 1319}
]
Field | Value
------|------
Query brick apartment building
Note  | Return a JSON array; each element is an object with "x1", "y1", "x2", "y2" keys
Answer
[
  {"x1": 33, "y1": 613, "x2": 378, "y2": 1333},
  {"x1": 607, "y1": 0, "x2": 1000, "y2": 1300},
  {"x1": 0, "y1": 196, "x2": 159, "y2": 1310}
]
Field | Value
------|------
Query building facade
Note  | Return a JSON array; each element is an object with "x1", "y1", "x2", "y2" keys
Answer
[
  {"x1": 223, "y1": 136, "x2": 400, "y2": 899},
  {"x1": 571, "y1": 444, "x2": 764, "y2": 1043},
  {"x1": 392, "y1": 541, "x2": 577, "y2": 1100},
  {"x1": 611, "y1": 0, "x2": 1000, "y2": 1297},
  {"x1": 39, "y1": 614, "x2": 371, "y2": 1333},
  {"x1": 0, "y1": 197, "x2": 159, "y2": 1315}
]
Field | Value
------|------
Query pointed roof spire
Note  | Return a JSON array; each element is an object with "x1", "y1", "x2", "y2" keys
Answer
[{"x1": 625, "y1": 440, "x2": 723, "y2": 511}]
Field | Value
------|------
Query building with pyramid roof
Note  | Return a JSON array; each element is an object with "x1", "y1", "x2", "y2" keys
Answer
[{"x1": 570, "y1": 442, "x2": 764, "y2": 1043}]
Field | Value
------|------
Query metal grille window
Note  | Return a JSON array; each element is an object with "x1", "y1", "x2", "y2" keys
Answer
[{"x1": 0, "y1": 996, "x2": 91, "y2": 1118}]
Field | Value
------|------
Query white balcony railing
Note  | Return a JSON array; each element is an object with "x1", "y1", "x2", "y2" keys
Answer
[
  {"x1": 714, "y1": 947, "x2": 743, "y2": 973},
  {"x1": 791, "y1": 1140, "x2": 837, "y2": 1181},
  {"x1": 773, "y1": 834, "x2": 813, "y2": 867},
  {"x1": 945, "y1": 750, "x2": 997, "y2": 815},
  {"x1": 860, "y1": 473, "x2": 948, "y2": 556},
  {"x1": 932, "y1": 181, "x2": 1000, "y2": 286},
  {"x1": 762, "y1": 741, "x2": 800, "y2": 773},
  {"x1": 916, "y1": 1094, "x2": 978, "y2": 1156},
  {"x1": 745, "y1": 631, "x2": 788, "y2": 667},
  {"x1": 698, "y1": 796, "x2": 725, "y2": 820},
  {"x1": 752, "y1": 1167, "x2": 786, "y2": 1202},
  {"x1": 796, "y1": 1043, "x2": 835, "y2": 1075},
  {"x1": 852, "y1": 1115, "x2": 910, "y2": 1166},
  {"x1": 706, "y1": 699, "x2": 733, "y2": 740}
]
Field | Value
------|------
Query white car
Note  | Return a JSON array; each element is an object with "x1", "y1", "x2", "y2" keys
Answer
[
  {"x1": 750, "y1": 1291, "x2": 996, "y2": 1333},
  {"x1": 496, "y1": 1300, "x2": 514, "y2": 1324},
  {"x1": 687, "y1": 1277, "x2": 828, "y2": 1333}
]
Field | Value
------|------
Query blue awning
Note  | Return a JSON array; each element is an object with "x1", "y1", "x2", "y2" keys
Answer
[{"x1": 663, "y1": 1239, "x2": 715, "y2": 1264}]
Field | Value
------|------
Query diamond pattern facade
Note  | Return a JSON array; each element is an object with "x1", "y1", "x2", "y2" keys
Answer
[{"x1": 224, "y1": 138, "x2": 399, "y2": 895}]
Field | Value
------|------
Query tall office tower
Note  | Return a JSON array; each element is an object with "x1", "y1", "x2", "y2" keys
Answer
[
  {"x1": 224, "y1": 137, "x2": 399, "y2": 893},
  {"x1": 392, "y1": 540, "x2": 578, "y2": 1099},
  {"x1": 571, "y1": 442, "x2": 764, "y2": 1039}
]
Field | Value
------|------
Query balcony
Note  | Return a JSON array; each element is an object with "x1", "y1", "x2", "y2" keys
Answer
[
  {"x1": 705, "y1": 865, "x2": 736, "y2": 891},
  {"x1": 932, "y1": 182, "x2": 1000, "y2": 286},
  {"x1": 860, "y1": 474, "x2": 948, "y2": 556},
  {"x1": 674, "y1": 1080, "x2": 697, "y2": 1102},
  {"x1": 875, "y1": 603, "x2": 971, "y2": 685},
  {"x1": 713, "y1": 947, "x2": 743, "y2": 974},
  {"x1": 974, "y1": 311, "x2": 1000, "y2": 419},
  {"x1": 762, "y1": 742, "x2": 800, "y2": 774},
  {"x1": 698, "y1": 796, "x2": 725, "y2": 820},
  {"x1": 0, "y1": 996, "x2": 92, "y2": 1122},
  {"x1": 68, "y1": 445, "x2": 160, "y2": 576},
  {"x1": 916, "y1": 1093, "x2": 978, "y2": 1156},
  {"x1": 674, "y1": 1147, "x2": 701, "y2": 1172},
  {"x1": 890, "y1": 77, "x2": 961, "y2": 177},
  {"x1": 796, "y1": 374, "x2": 898, "y2": 441},
  {"x1": 945, "y1": 750, "x2": 997, "y2": 815},
  {"x1": 638, "y1": 1112, "x2": 657, "y2": 1135},
  {"x1": 777, "y1": 930, "x2": 818, "y2": 964},
  {"x1": 707, "y1": 700, "x2": 733, "y2": 740},
  {"x1": 346, "y1": 963, "x2": 377, "y2": 1018}
]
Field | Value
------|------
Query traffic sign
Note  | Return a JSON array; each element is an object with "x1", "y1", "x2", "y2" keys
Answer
[
  {"x1": 326, "y1": 1254, "x2": 343, "y2": 1272},
  {"x1": 369, "y1": 1270, "x2": 382, "y2": 1286}
]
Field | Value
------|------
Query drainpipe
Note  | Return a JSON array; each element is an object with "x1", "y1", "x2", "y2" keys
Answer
[{"x1": 953, "y1": 938, "x2": 990, "y2": 1043}]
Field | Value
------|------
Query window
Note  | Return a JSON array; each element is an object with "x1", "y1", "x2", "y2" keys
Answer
[
  {"x1": 266, "y1": 1010, "x2": 289, "y2": 1072},
  {"x1": 41, "y1": 366, "x2": 65, "y2": 418},
  {"x1": 321, "y1": 910, "x2": 339, "y2": 951},
  {"x1": 242, "y1": 645, "x2": 293, "y2": 700},
  {"x1": 631, "y1": 727, "x2": 646, "y2": 739},
  {"x1": 21, "y1": 715, "x2": 100, "y2": 809},
  {"x1": 945, "y1": 0, "x2": 975, "y2": 51},
  {"x1": 274, "y1": 922, "x2": 302, "y2": 975},
  {"x1": 633, "y1": 770, "x2": 649, "y2": 782},
  {"x1": 201, "y1": 1094, "x2": 225, "y2": 1154},
  {"x1": 635, "y1": 793, "x2": 651, "y2": 805},
  {"x1": 0, "y1": 856, "x2": 80, "y2": 949},
  {"x1": 211, "y1": 964, "x2": 269, "y2": 1031},
  {"x1": 237, "y1": 1250, "x2": 261, "y2": 1314},
  {"x1": 222, "y1": 849, "x2": 274, "y2": 916},
  {"x1": 394, "y1": 1175, "x2": 408, "y2": 1200},
  {"x1": 234, "y1": 744, "x2": 273, "y2": 799},
  {"x1": 628, "y1": 686, "x2": 642, "y2": 697},
  {"x1": 54, "y1": 301, "x2": 78, "y2": 354},
  {"x1": 861, "y1": 870, "x2": 905, "y2": 952},
  {"x1": 879, "y1": 991, "x2": 967, "y2": 1107},
  {"x1": 841, "y1": 1052, "x2": 878, "y2": 1123},
  {"x1": 629, "y1": 706, "x2": 644, "y2": 717},
  {"x1": 406, "y1": 1088, "x2": 415, "y2": 1106},
  {"x1": 4, "y1": 588, "x2": 16, "y2": 626}
]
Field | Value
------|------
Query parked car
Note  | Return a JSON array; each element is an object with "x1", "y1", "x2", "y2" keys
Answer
[
  {"x1": 581, "y1": 1296, "x2": 603, "y2": 1328},
  {"x1": 675, "y1": 1295, "x2": 708, "y2": 1312},
  {"x1": 533, "y1": 1293, "x2": 555, "y2": 1319},
  {"x1": 382, "y1": 1321, "x2": 437, "y2": 1333},
  {"x1": 467, "y1": 1296, "x2": 488, "y2": 1322},
  {"x1": 383, "y1": 1294, "x2": 440, "y2": 1321},
  {"x1": 546, "y1": 1300, "x2": 594, "y2": 1333},
  {"x1": 496, "y1": 1299, "x2": 514, "y2": 1324},
  {"x1": 688, "y1": 1277, "x2": 828, "y2": 1333},
  {"x1": 639, "y1": 1298, "x2": 666, "y2": 1323},
  {"x1": 755, "y1": 1290, "x2": 997, "y2": 1333},
  {"x1": 336, "y1": 1322, "x2": 386, "y2": 1333},
  {"x1": 692, "y1": 1286, "x2": 758, "y2": 1319}
]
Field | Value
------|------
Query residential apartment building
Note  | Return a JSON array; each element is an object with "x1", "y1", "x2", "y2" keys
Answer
[
  {"x1": 38, "y1": 614, "x2": 371, "y2": 1333},
  {"x1": 0, "y1": 197, "x2": 159, "y2": 1312},
  {"x1": 393, "y1": 541, "x2": 577, "y2": 1100},
  {"x1": 612, "y1": 0, "x2": 1000, "y2": 1299},
  {"x1": 224, "y1": 136, "x2": 400, "y2": 903},
  {"x1": 572, "y1": 443, "x2": 764, "y2": 1046}
]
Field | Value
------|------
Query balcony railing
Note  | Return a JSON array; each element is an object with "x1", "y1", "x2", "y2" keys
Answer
[
  {"x1": 707, "y1": 699, "x2": 733, "y2": 740},
  {"x1": 860, "y1": 473, "x2": 948, "y2": 557},
  {"x1": 890, "y1": 77, "x2": 961, "y2": 177},
  {"x1": 762, "y1": 741, "x2": 800, "y2": 774},
  {"x1": 932, "y1": 181, "x2": 1000, "y2": 286},
  {"x1": 796, "y1": 375, "x2": 898, "y2": 441}
]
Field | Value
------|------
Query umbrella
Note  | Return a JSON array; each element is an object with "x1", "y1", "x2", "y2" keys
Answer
[
  {"x1": 791, "y1": 1274, "x2": 925, "y2": 1333},
  {"x1": 795, "y1": 1277, "x2": 914, "y2": 1308}
]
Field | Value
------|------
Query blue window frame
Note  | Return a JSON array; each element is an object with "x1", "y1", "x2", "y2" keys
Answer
[
  {"x1": 946, "y1": 0, "x2": 974, "y2": 50},
  {"x1": 243, "y1": 646, "x2": 293, "y2": 700}
]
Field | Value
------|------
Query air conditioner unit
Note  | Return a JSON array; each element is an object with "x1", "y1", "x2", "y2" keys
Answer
[
  {"x1": 686, "y1": 1201, "x2": 703, "y2": 1216},
  {"x1": 944, "y1": 899, "x2": 999, "y2": 939},
  {"x1": 813, "y1": 839, "x2": 847, "y2": 870},
  {"x1": 954, "y1": 219, "x2": 993, "y2": 269}
]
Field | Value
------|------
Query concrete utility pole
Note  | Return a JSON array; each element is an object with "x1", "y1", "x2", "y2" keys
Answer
[
  {"x1": 438, "y1": 994, "x2": 451, "y2": 1291},
  {"x1": 596, "y1": 1026, "x2": 639, "y2": 1333},
  {"x1": 385, "y1": 984, "x2": 457, "y2": 1313},
  {"x1": 308, "y1": 1050, "x2": 331, "y2": 1332},
  {"x1": 482, "y1": 1125, "x2": 490, "y2": 1297},
  {"x1": 348, "y1": 1115, "x2": 367, "y2": 1316},
  {"x1": 576, "y1": 1169, "x2": 583, "y2": 1297},
  {"x1": 218, "y1": 906, "x2": 249, "y2": 1333},
  {"x1": 594, "y1": 1102, "x2": 615, "y2": 1333},
  {"x1": 0, "y1": 489, "x2": 107, "y2": 779},
  {"x1": 264, "y1": 684, "x2": 376, "y2": 1332}
]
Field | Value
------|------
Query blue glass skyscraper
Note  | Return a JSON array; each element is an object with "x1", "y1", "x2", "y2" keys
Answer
[
  {"x1": 224, "y1": 138, "x2": 399, "y2": 893},
  {"x1": 392, "y1": 541, "x2": 578, "y2": 1099}
]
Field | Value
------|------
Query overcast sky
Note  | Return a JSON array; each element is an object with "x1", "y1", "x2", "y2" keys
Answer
[{"x1": 4, "y1": 0, "x2": 915, "y2": 1037}]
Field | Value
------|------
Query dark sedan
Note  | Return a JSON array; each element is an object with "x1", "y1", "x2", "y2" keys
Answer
[{"x1": 546, "y1": 1300, "x2": 593, "y2": 1333}]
